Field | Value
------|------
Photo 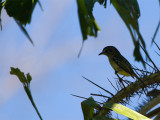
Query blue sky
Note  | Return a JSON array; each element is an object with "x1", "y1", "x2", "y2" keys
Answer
[{"x1": 0, "y1": 0, "x2": 160, "y2": 120}]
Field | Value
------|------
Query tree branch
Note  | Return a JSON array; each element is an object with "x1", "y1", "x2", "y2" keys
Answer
[{"x1": 93, "y1": 72, "x2": 160, "y2": 117}]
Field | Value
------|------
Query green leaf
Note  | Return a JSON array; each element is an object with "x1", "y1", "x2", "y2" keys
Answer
[
  {"x1": 10, "y1": 67, "x2": 43, "y2": 119},
  {"x1": 111, "y1": 0, "x2": 147, "y2": 67},
  {"x1": 15, "y1": 20, "x2": 34, "y2": 45},
  {"x1": 77, "y1": 0, "x2": 107, "y2": 57},
  {"x1": 77, "y1": 0, "x2": 103, "y2": 40},
  {"x1": 37, "y1": 0, "x2": 43, "y2": 11},
  {"x1": 81, "y1": 97, "x2": 100, "y2": 120},
  {"x1": 27, "y1": 73, "x2": 32, "y2": 83},
  {"x1": 4, "y1": 0, "x2": 41, "y2": 45},
  {"x1": 133, "y1": 41, "x2": 145, "y2": 68},
  {"x1": 151, "y1": 20, "x2": 160, "y2": 44},
  {"x1": 10, "y1": 67, "x2": 27, "y2": 84},
  {"x1": 4, "y1": 0, "x2": 39, "y2": 25},
  {"x1": 5, "y1": 0, "x2": 32, "y2": 25},
  {"x1": 0, "y1": 0, "x2": 3, "y2": 30},
  {"x1": 10, "y1": 67, "x2": 32, "y2": 85}
]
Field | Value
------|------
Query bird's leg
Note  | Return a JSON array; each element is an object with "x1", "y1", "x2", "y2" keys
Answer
[
  {"x1": 115, "y1": 71, "x2": 122, "y2": 82},
  {"x1": 115, "y1": 71, "x2": 125, "y2": 88}
]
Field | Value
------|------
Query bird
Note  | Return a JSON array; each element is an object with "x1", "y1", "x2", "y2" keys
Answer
[
  {"x1": 99, "y1": 46, "x2": 147, "y2": 94},
  {"x1": 99, "y1": 46, "x2": 136, "y2": 78}
]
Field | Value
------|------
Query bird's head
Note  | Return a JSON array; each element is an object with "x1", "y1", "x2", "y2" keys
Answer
[{"x1": 99, "y1": 46, "x2": 120, "y2": 57}]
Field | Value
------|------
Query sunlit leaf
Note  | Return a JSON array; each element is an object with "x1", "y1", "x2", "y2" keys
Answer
[{"x1": 109, "y1": 103, "x2": 151, "y2": 120}]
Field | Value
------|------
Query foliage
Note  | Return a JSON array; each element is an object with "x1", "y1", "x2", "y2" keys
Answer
[
  {"x1": 77, "y1": 0, "x2": 104, "y2": 40},
  {"x1": 76, "y1": 0, "x2": 157, "y2": 67},
  {"x1": 10, "y1": 67, "x2": 43, "y2": 120},
  {"x1": 78, "y1": 70, "x2": 160, "y2": 119},
  {"x1": 0, "y1": 0, "x2": 42, "y2": 45},
  {"x1": 81, "y1": 97, "x2": 151, "y2": 120},
  {"x1": 110, "y1": 103, "x2": 151, "y2": 120},
  {"x1": 81, "y1": 97, "x2": 116, "y2": 120},
  {"x1": 5, "y1": 0, "x2": 34, "y2": 25}
]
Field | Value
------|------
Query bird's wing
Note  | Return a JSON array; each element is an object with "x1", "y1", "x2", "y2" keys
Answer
[{"x1": 112, "y1": 55, "x2": 135, "y2": 76}]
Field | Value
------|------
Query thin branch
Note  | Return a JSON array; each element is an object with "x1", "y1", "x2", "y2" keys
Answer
[
  {"x1": 71, "y1": 94, "x2": 88, "y2": 100},
  {"x1": 117, "y1": 80, "x2": 123, "y2": 89},
  {"x1": 91, "y1": 93, "x2": 110, "y2": 99},
  {"x1": 78, "y1": 41, "x2": 84, "y2": 58},
  {"x1": 155, "y1": 51, "x2": 160, "y2": 56},
  {"x1": 133, "y1": 67, "x2": 141, "y2": 77},
  {"x1": 107, "y1": 78, "x2": 118, "y2": 92},
  {"x1": 71, "y1": 94, "x2": 103, "y2": 104},
  {"x1": 93, "y1": 72, "x2": 160, "y2": 117},
  {"x1": 115, "y1": 73, "x2": 125, "y2": 88},
  {"x1": 144, "y1": 61, "x2": 157, "y2": 71},
  {"x1": 146, "y1": 107, "x2": 160, "y2": 118},
  {"x1": 98, "y1": 91, "x2": 107, "y2": 102},
  {"x1": 152, "y1": 20, "x2": 160, "y2": 46},
  {"x1": 82, "y1": 76, "x2": 114, "y2": 96},
  {"x1": 115, "y1": 80, "x2": 120, "y2": 91},
  {"x1": 139, "y1": 44, "x2": 159, "y2": 71},
  {"x1": 153, "y1": 40, "x2": 160, "y2": 51},
  {"x1": 133, "y1": 68, "x2": 151, "y2": 74}
]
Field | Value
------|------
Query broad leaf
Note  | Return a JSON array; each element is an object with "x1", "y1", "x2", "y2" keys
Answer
[
  {"x1": 81, "y1": 97, "x2": 100, "y2": 120},
  {"x1": 10, "y1": 67, "x2": 27, "y2": 84},
  {"x1": 10, "y1": 67, "x2": 32, "y2": 85},
  {"x1": 4, "y1": 0, "x2": 40, "y2": 45},
  {"x1": 111, "y1": 0, "x2": 148, "y2": 67},
  {"x1": 5, "y1": 0, "x2": 38, "y2": 25},
  {"x1": 77, "y1": 0, "x2": 107, "y2": 40},
  {"x1": 109, "y1": 103, "x2": 151, "y2": 120}
]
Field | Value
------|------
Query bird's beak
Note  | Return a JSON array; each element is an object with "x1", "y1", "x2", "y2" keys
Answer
[{"x1": 99, "y1": 52, "x2": 104, "y2": 55}]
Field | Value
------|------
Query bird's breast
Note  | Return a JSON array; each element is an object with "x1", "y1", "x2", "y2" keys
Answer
[{"x1": 108, "y1": 58, "x2": 131, "y2": 76}]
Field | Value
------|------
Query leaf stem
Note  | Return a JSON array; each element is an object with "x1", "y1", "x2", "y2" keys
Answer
[{"x1": 24, "y1": 86, "x2": 43, "y2": 120}]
